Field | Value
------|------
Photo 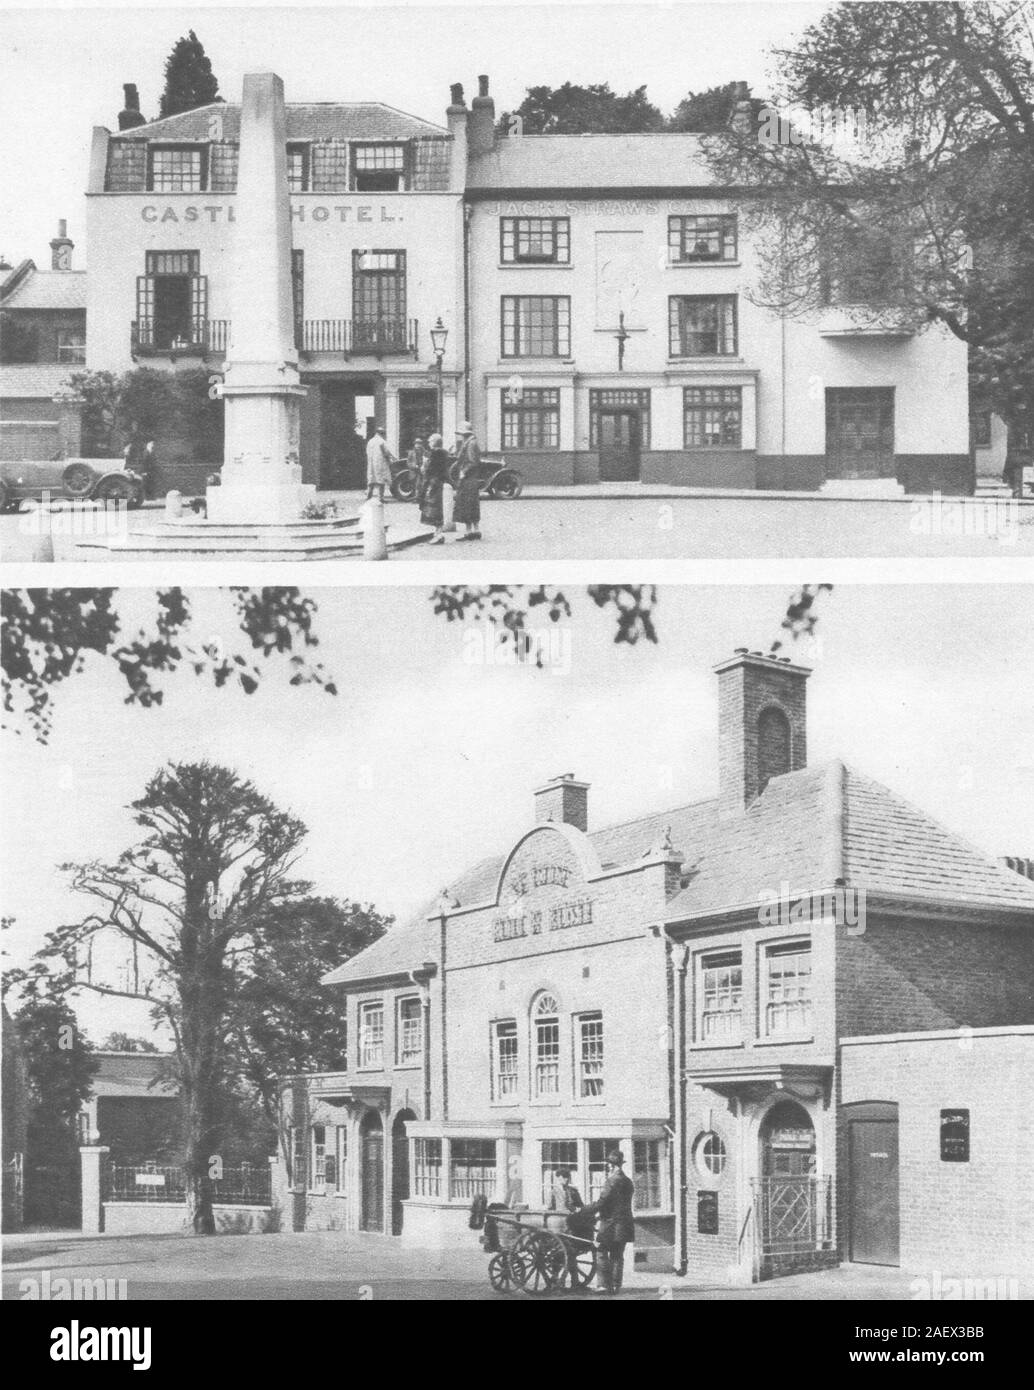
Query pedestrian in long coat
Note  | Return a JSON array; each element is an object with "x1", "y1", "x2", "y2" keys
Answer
[
  {"x1": 420, "y1": 433, "x2": 449, "y2": 543},
  {"x1": 581, "y1": 1150, "x2": 635, "y2": 1294},
  {"x1": 452, "y1": 421, "x2": 482, "y2": 539},
  {"x1": 365, "y1": 426, "x2": 395, "y2": 501}
]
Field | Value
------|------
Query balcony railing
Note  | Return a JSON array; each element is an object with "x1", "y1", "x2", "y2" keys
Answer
[
  {"x1": 300, "y1": 317, "x2": 419, "y2": 357},
  {"x1": 131, "y1": 319, "x2": 229, "y2": 357},
  {"x1": 131, "y1": 317, "x2": 418, "y2": 359}
]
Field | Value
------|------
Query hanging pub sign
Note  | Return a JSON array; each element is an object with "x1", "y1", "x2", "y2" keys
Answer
[
  {"x1": 697, "y1": 1190, "x2": 719, "y2": 1235},
  {"x1": 940, "y1": 1108, "x2": 970, "y2": 1162}
]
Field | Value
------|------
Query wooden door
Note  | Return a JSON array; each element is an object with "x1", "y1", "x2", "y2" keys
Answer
[
  {"x1": 826, "y1": 388, "x2": 895, "y2": 478},
  {"x1": 598, "y1": 409, "x2": 641, "y2": 481},
  {"x1": 849, "y1": 1118, "x2": 900, "y2": 1265},
  {"x1": 361, "y1": 1120, "x2": 384, "y2": 1233}
]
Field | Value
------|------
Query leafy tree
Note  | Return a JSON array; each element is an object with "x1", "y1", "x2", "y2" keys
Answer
[
  {"x1": 701, "y1": 1, "x2": 1034, "y2": 437},
  {"x1": 500, "y1": 82, "x2": 665, "y2": 135},
  {"x1": 62, "y1": 370, "x2": 120, "y2": 457},
  {"x1": 159, "y1": 31, "x2": 221, "y2": 119},
  {"x1": 9, "y1": 998, "x2": 96, "y2": 1226},
  {"x1": 668, "y1": 82, "x2": 767, "y2": 132},
  {"x1": 224, "y1": 896, "x2": 389, "y2": 1164},
  {"x1": 7, "y1": 762, "x2": 311, "y2": 1233},
  {"x1": 1, "y1": 587, "x2": 337, "y2": 744},
  {"x1": 101, "y1": 1032, "x2": 159, "y2": 1052}
]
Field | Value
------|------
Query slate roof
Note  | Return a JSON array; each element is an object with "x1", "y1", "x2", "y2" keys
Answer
[
  {"x1": 467, "y1": 132, "x2": 714, "y2": 192},
  {"x1": 90, "y1": 1051, "x2": 178, "y2": 1099},
  {"x1": 114, "y1": 101, "x2": 447, "y2": 143},
  {"x1": 322, "y1": 760, "x2": 1034, "y2": 988},
  {"x1": 1, "y1": 267, "x2": 86, "y2": 311},
  {"x1": 0, "y1": 364, "x2": 78, "y2": 399}
]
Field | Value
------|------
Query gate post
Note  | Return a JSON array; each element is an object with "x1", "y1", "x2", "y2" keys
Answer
[{"x1": 80, "y1": 1145, "x2": 110, "y2": 1235}]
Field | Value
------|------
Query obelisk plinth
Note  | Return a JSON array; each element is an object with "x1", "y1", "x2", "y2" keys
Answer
[{"x1": 206, "y1": 72, "x2": 313, "y2": 523}]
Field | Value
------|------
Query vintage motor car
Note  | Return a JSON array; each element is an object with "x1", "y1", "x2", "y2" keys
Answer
[{"x1": 0, "y1": 458, "x2": 145, "y2": 511}]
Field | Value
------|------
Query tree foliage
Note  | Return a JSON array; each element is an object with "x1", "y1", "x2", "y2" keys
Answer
[
  {"x1": 701, "y1": 1, "x2": 1034, "y2": 433},
  {"x1": 500, "y1": 82, "x2": 665, "y2": 135},
  {"x1": 159, "y1": 30, "x2": 221, "y2": 119},
  {"x1": 1, "y1": 588, "x2": 337, "y2": 744}
]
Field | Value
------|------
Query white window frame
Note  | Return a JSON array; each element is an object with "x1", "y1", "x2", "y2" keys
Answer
[
  {"x1": 334, "y1": 1125, "x2": 347, "y2": 1195},
  {"x1": 358, "y1": 999, "x2": 385, "y2": 1069},
  {"x1": 310, "y1": 1123, "x2": 327, "y2": 1192},
  {"x1": 575, "y1": 1011, "x2": 604, "y2": 1100},
  {"x1": 531, "y1": 993, "x2": 561, "y2": 1100},
  {"x1": 395, "y1": 995, "x2": 422, "y2": 1067},
  {"x1": 492, "y1": 1018, "x2": 519, "y2": 1101},
  {"x1": 413, "y1": 1138, "x2": 443, "y2": 1197},
  {"x1": 763, "y1": 939, "x2": 813, "y2": 1038},
  {"x1": 697, "y1": 948, "x2": 744, "y2": 1043}
]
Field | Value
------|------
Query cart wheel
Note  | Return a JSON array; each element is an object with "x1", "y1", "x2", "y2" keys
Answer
[
  {"x1": 488, "y1": 1252, "x2": 522, "y2": 1293},
  {"x1": 564, "y1": 1243, "x2": 597, "y2": 1290},
  {"x1": 512, "y1": 1231, "x2": 566, "y2": 1294}
]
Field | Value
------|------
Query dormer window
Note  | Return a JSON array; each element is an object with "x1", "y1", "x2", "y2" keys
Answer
[
  {"x1": 149, "y1": 145, "x2": 206, "y2": 193},
  {"x1": 352, "y1": 143, "x2": 406, "y2": 192}
]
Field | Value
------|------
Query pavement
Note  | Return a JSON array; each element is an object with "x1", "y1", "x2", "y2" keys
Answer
[
  {"x1": 3, "y1": 482, "x2": 1032, "y2": 561},
  {"x1": 4, "y1": 1228, "x2": 1012, "y2": 1301}
]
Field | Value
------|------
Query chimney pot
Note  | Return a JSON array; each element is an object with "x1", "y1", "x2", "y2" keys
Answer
[
  {"x1": 469, "y1": 72, "x2": 496, "y2": 156},
  {"x1": 118, "y1": 82, "x2": 147, "y2": 131},
  {"x1": 478, "y1": 75, "x2": 490, "y2": 98}
]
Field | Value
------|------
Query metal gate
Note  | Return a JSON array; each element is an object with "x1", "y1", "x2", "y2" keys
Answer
[{"x1": 753, "y1": 1175, "x2": 833, "y2": 1257}]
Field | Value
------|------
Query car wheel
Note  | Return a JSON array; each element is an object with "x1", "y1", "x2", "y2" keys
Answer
[
  {"x1": 490, "y1": 469, "x2": 523, "y2": 499},
  {"x1": 391, "y1": 469, "x2": 418, "y2": 502},
  {"x1": 62, "y1": 462, "x2": 95, "y2": 496},
  {"x1": 95, "y1": 476, "x2": 135, "y2": 506}
]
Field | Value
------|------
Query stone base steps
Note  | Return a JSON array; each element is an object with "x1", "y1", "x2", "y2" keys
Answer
[{"x1": 66, "y1": 518, "x2": 432, "y2": 561}]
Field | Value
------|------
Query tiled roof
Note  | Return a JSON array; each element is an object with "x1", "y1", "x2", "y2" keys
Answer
[
  {"x1": 114, "y1": 101, "x2": 447, "y2": 143},
  {"x1": 324, "y1": 760, "x2": 1034, "y2": 987},
  {"x1": 0, "y1": 364, "x2": 79, "y2": 399},
  {"x1": 467, "y1": 132, "x2": 714, "y2": 191},
  {"x1": 91, "y1": 1051, "x2": 178, "y2": 1098},
  {"x1": 1, "y1": 269, "x2": 86, "y2": 311}
]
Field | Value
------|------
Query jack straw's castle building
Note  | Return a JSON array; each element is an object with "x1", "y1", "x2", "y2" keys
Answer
[
  {"x1": 279, "y1": 652, "x2": 1034, "y2": 1283},
  {"x1": 82, "y1": 75, "x2": 972, "y2": 496}
]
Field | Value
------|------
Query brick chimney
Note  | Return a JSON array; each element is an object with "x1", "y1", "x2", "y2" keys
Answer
[
  {"x1": 715, "y1": 649, "x2": 810, "y2": 819},
  {"x1": 534, "y1": 774, "x2": 589, "y2": 832},
  {"x1": 118, "y1": 83, "x2": 146, "y2": 131},
  {"x1": 470, "y1": 74, "x2": 496, "y2": 156},
  {"x1": 49, "y1": 220, "x2": 74, "y2": 270},
  {"x1": 728, "y1": 80, "x2": 754, "y2": 135},
  {"x1": 446, "y1": 83, "x2": 468, "y2": 191}
]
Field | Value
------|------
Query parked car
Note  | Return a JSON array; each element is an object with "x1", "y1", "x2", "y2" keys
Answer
[
  {"x1": 445, "y1": 453, "x2": 524, "y2": 499},
  {"x1": 0, "y1": 458, "x2": 145, "y2": 511}
]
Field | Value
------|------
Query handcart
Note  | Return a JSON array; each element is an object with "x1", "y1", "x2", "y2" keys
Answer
[{"x1": 470, "y1": 1198, "x2": 597, "y2": 1295}]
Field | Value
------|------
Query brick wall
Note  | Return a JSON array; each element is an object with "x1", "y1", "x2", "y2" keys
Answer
[
  {"x1": 840, "y1": 1029, "x2": 1034, "y2": 1277},
  {"x1": 716, "y1": 653, "x2": 809, "y2": 819}
]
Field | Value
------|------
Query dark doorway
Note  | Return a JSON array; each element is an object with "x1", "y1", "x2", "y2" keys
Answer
[
  {"x1": 847, "y1": 1104, "x2": 900, "y2": 1266},
  {"x1": 319, "y1": 382, "x2": 369, "y2": 490},
  {"x1": 360, "y1": 1110, "x2": 384, "y2": 1233},
  {"x1": 826, "y1": 388, "x2": 895, "y2": 479},
  {"x1": 598, "y1": 409, "x2": 641, "y2": 481},
  {"x1": 398, "y1": 390, "x2": 439, "y2": 454},
  {"x1": 391, "y1": 1109, "x2": 416, "y2": 1236}
]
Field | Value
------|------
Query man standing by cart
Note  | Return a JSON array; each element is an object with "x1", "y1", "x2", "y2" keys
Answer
[{"x1": 582, "y1": 1149, "x2": 635, "y2": 1294}]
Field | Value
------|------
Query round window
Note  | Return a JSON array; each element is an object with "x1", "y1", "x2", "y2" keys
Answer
[{"x1": 693, "y1": 1131, "x2": 727, "y2": 1178}]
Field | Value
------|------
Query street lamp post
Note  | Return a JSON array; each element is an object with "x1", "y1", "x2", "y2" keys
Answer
[{"x1": 430, "y1": 317, "x2": 448, "y2": 434}]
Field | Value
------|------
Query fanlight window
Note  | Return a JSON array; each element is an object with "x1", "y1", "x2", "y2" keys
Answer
[{"x1": 533, "y1": 994, "x2": 560, "y2": 1098}]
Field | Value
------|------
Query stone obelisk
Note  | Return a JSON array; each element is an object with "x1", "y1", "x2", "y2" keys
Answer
[{"x1": 206, "y1": 72, "x2": 313, "y2": 523}]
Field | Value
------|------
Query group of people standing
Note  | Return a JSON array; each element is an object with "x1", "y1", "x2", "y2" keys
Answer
[
  {"x1": 365, "y1": 422, "x2": 484, "y2": 545},
  {"x1": 546, "y1": 1149, "x2": 636, "y2": 1295}
]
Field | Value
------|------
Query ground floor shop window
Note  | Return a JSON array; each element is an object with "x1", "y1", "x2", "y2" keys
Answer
[
  {"x1": 587, "y1": 1138, "x2": 623, "y2": 1203},
  {"x1": 450, "y1": 1140, "x2": 497, "y2": 1200},
  {"x1": 683, "y1": 386, "x2": 742, "y2": 448},
  {"x1": 633, "y1": 1139, "x2": 663, "y2": 1209},
  {"x1": 501, "y1": 387, "x2": 560, "y2": 449},
  {"x1": 413, "y1": 1138, "x2": 442, "y2": 1197},
  {"x1": 541, "y1": 1139, "x2": 579, "y2": 1205}
]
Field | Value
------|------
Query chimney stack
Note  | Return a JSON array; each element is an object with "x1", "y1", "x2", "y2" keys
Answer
[
  {"x1": 728, "y1": 80, "x2": 754, "y2": 135},
  {"x1": 50, "y1": 219, "x2": 74, "y2": 270},
  {"x1": 1001, "y1": 856, "x2": 1034, "y2": 881},
  {"x1": 446, "y1": 82, "x2": 468, "y2": 191},
  {"x1": 118, "y1": 83, "x2": 146, "y2": 131},
  {"x1": 534, "y1": 774, "x2": 589, "y2": 832},
  {"x1": 715, "y1": 649, "x2": 810, "y2": 819},
  {"x1": 470, "y1": 74, "x2": 496, "y2": 157}
]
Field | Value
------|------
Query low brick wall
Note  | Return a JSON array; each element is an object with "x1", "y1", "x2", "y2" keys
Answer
[
  {"x1": 102, "y1": 1202, "x2": 274, "y2": 1236},
  {"x1": 0, "y1": 421, "x2": 60, "y2": 461}
]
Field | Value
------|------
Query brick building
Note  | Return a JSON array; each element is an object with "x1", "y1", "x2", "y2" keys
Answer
[
  {"x1": 281, "y1": 650, "x2": 1034, "y2": 1282},
  {"x1": 0, "y1": 222, "x2": 86, "y2": 462}
]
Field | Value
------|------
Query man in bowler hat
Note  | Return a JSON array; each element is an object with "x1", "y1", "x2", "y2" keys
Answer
[{"x1": 582, "y1": 1149, "x2": 635, "y2": 1293}]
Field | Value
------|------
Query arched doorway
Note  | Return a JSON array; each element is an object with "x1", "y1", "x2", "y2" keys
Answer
[
  {"x1": 757, "y1": 1100, "x2": 824, "y2": 1264},
  {"x1": 391, "y1": 1110, "x2": 416, "y2": 1236},
  {"x1": 360, "y1": 1110, "x2": 384, "y2": 1233}
]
